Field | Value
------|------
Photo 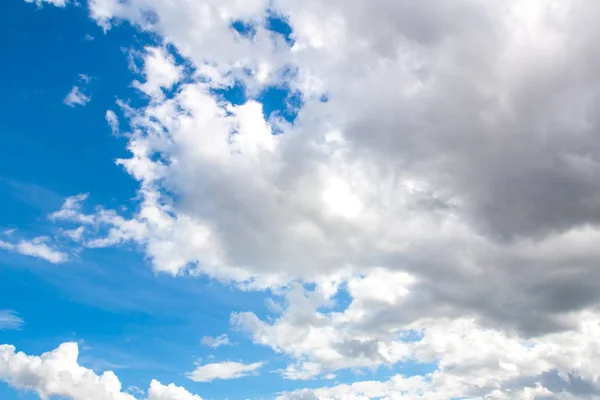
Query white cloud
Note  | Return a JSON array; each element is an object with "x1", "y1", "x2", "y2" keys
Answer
[
  {"x1": 280, "y1": 362, "x2": 323, "y2": 381},
  {"x1": 200, "y1": 334, "x2": 232, "y2": 348},
  {"x1": 187, "y1": 361, "x2": 264, "y2": 382},
  {"x1": 26, "y1": 0, "x2": 600, "y2": 398},
  {"x1": 231, "y1": 276, "x2": 416, "y2": 374},
  {"x1": 148, "y1": 380, "x2": 203, "y2": 400},
  {"x1": 105, "y1": 110, "x2": 119, "y2": 135},
  {"x1": 63, "y1": 226, "x2": 85, "y2": 242},
  {"x1": 0, "y1": 343, "x2": 204, "y2": 400},
  {"x1": 0, "y1": 236, "x2": 68, "y2": 263},
  {"x1": 24, "y1": 0, "x2": 69, "y2": 7},
  {"x1": 17, "y1": 238, "x2": 68, "y2": 263},
  {"x1": 132, "y1": 47, "x2": 182, "y2": 97},
  {"x1": 0, "y1": 310, "x2": 24, "y2": 331},
  {"x1": 64, "y1": 86, "x2": 91, "y2": 107},
  {"x1": 274, "y1": 308, "x2": 600, "y2": 398},
  {"x1": 0, "y1": 342, "x2": 137, "y2": 400}
]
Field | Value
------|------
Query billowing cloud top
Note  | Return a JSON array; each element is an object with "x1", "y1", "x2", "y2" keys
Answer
[{"x1": 6, "y1": 0, "x2": 600, "y2": 399}]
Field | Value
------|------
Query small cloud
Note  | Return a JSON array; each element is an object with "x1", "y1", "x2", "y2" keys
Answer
[
  {"x1": 64, "y1": 74, "x2": 93, "y2": 107},
  {"x1": 280, "y1": 362, "x2": 322, "y2": 380},
  {"x1": 0, "y1": 236, "x2": 68, "y2": 264},
  {"x1": 64, "y1": 86, "x2": 91, "y2": 107},
  {"x1": 49, "y1": 193, "x2": 93, "y2": 224},
  {"x1": 84, "y1": 34, "x2": 95, "y2": 41},
  {"x1": 201, "y1": 334, "x2": 232, "y2": 348},
  {"x1": 187, "y1": 360, "x2": 264, "y2": 382},
  {"x1": 63, "y1": 226, "x2": 85, "y2": 242},
  {"x1": 24, "y1": 0, "x2": 69, "y2": 7},
  {"x1": 0, "y1": 310, "x2": 24, "y2": 330},
  {"x1": 17, "y1": 238, "x2": 68, "y2": 263},
  {"x1": 105, "y1": 110, "x2": 119, "y2": 135}
]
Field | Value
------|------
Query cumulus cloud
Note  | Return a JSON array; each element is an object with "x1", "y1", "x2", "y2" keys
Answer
[
  {"x1": 0, "y1": 310, "x2": 24, "y2": 331},
  {"x1": 28, "y1": 0, "x2": 600, "y2": 397},
  {"x1": 0, "y1": 343, "x2": 203, "y2": 400},
  {"x1": 187, "y1": 361, "x2": 264, "y2": 382},
  {"x1": 0, "y1": 236, "x2": 68, "y2": 263},
  {"x1": 132, "y1": 47, "x2": 182, "y2": 97},
  {"x1": 236, "y1": 280, "x2": 600, "y2": 397},
  {"x1": 148, "y1": 380, "x2": 203, "y2": 400},
  {"x1": 0, "y1": 342, "x2": 137, "y2": 400}
]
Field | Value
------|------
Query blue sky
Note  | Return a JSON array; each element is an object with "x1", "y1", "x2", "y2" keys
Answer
[{"x1": 3, "y1": 1, "x2": 600, "y2": 399}]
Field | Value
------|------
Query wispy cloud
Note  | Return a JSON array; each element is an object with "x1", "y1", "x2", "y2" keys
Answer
[
  {"x1": 64, "y1": 86, "x2": 91, "y2": 107},
  {"x1": 0, "y1": 237, "x2": 68, "y2": 264},
  {"x1": 0, "y1": 310, "x2": 24, "y2": 330},
  {"x1": 105, "y1": 110, "x2": 119, "y2": 135},
  {"x1": 64, "y1": 74, "x2": 92, "y2": 107},
  {"x1": 24, "y1": 0, "x2": 69, "y2": 7},
  {"x1": 200, "y1": 334, "x2": 232, "y2": 348}
]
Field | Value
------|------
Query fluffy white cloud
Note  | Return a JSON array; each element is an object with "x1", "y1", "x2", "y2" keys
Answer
[
  {"x1": 0, "y1": 343, "x2": 137, "y2": 400},
  {"x1": 30, "y1": 0, "x2": 600, "y2": 398},
  {"x1": 0, "y1": 310, "x2": 24, "y2": 331},
  {"x1": 273, "y1": 306, "x2": 600, "y2": 398},
  {"x1": 0, "y1": 343, "x2": 203, "y2": 400},
  {"x1": 148, "y1": 380, "x2": 203, "y2": 400},
  {"x1": 0, "y1": 236, "x2": 68, "y2": 263},
  {"x1": 187, "y1": 360, "x2": 263, "y2": 382},
  {"x1": 132, "y1": 47, "x2": 182, "y2": 97}
]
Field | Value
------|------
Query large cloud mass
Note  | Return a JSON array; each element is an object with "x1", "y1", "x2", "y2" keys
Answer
[{"x1": 23, "y1": 0, "x2": 600, "y2": 398}]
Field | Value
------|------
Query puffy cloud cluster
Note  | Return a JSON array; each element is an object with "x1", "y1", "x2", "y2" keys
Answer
[
  {"x1": 17, "y1": 0, "x2": 600, "y2": 398},
  {"x1": 0, "y1": 343, "x2": 203, "y2": 400},
  {"x1": 239, "y1": 281, "x2": 600, "y2": 398}
]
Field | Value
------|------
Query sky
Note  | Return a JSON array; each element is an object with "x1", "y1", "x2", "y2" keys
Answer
[{"x1": 2, "y1": 0, "x2": 600, "y2": 399}]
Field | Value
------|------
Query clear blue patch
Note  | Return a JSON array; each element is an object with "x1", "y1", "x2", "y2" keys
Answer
[
  {"x1": 265, "y1": 12, "x2": 294, "y2": 46},
  {"x1": 211, "y1": 80, "x2": 248, "y2": 106},
  {"x1": 230, "y1": 20, "x2": 256, "y2": 39},
  {"x1": 325, "y1": 282, "x2": 353, "y2": 313},
  {"x1": 398, "y1": 329, "x2": 425, "y2": 343},
  {"x1": 396, "y1": 360, "x2": 438, "y2": 378},
  {"x1": 257, "y1": 85, "x2": 302, "y2": 124}
]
